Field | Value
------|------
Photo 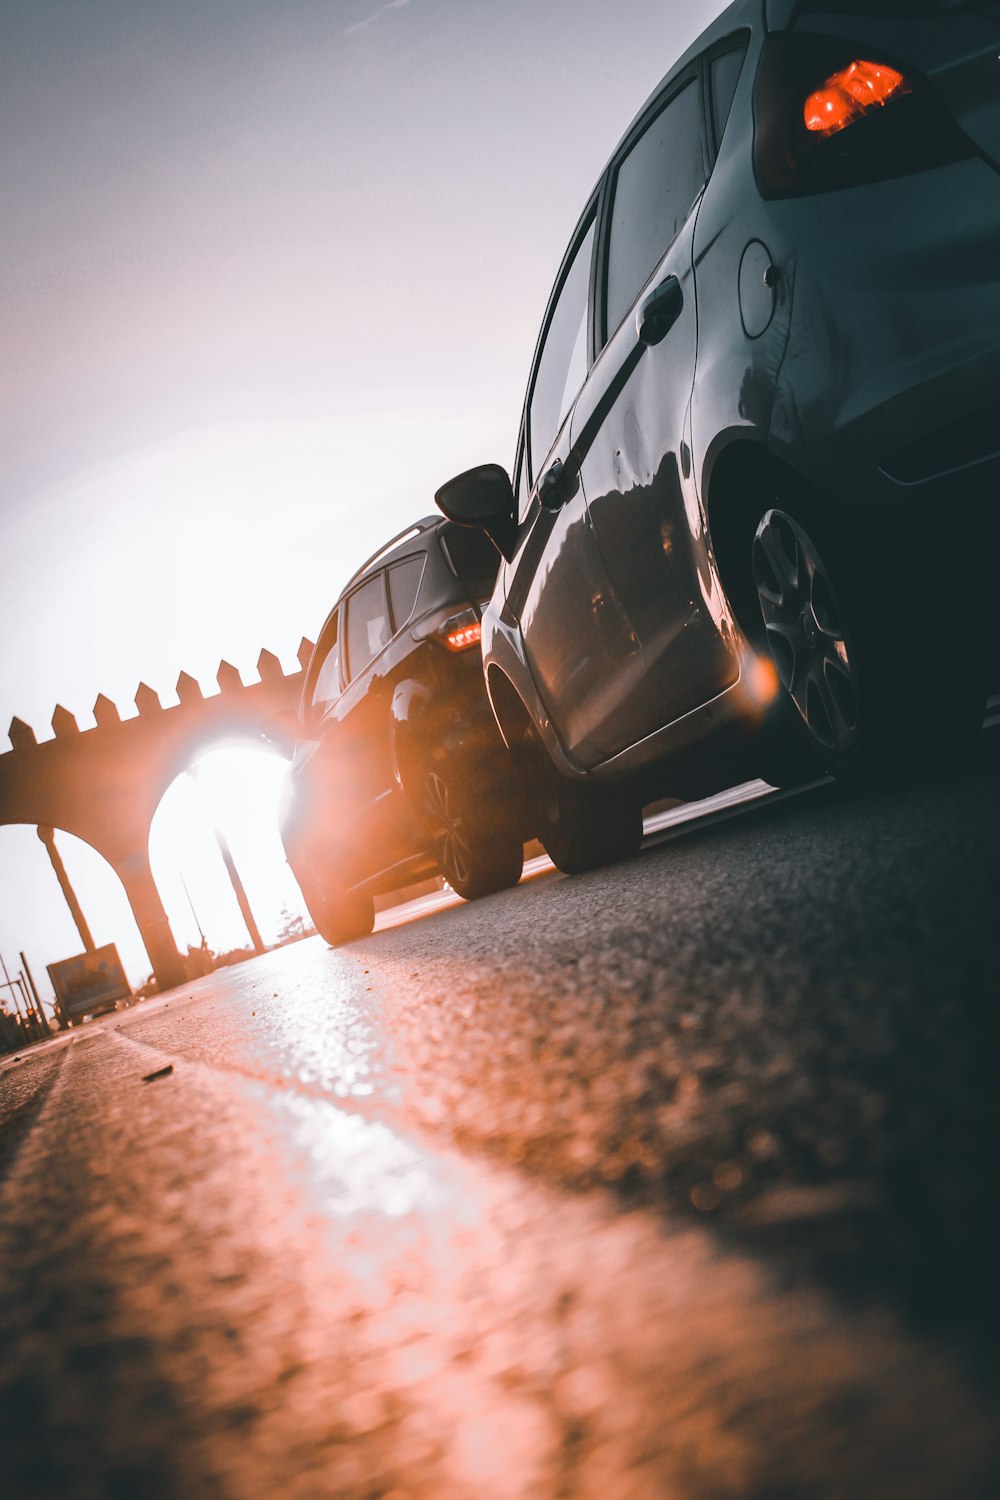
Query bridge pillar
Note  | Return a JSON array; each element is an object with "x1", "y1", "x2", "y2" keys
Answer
[{"x1": 113, "y1": 851, "x2": 186, "y2": 994}]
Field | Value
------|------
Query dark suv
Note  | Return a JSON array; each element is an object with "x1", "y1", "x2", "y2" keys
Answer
[
  {"x1": 280, "y1": 518, "x2": 525, "y2": 944},
  {"x1": 438, "y1": 0, "x2": 1000, "y2": 874}
]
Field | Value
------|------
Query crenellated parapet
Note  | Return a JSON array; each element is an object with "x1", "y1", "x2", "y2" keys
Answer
[
  {"x1": 0, "y1": 640, "x2": 316, "y2": 992},
  {"x1": 0, "y1": 641, "x2": 315, "y2": 849},
  {"x1": 2, "y1": 643, "x2": 314, "y2": 761}
]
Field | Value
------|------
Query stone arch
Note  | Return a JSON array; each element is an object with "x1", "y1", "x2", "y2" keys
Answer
[
  {"x1": 0, "y1": 821, "x2": 149, "y2": 1008},
  {"x1": 0, "y1": 643, "x2": 312, "y2": 992}
]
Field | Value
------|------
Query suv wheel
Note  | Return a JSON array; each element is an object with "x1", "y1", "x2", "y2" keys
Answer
[
  {"x1": 302, "y1": 873, "x2": 375, "y2": 946},
  {"x1": 520, "y1": 729, "x2": 643, "y2": 875},
  {"x1": 422, "y1": 769, "x2": 524, "y2": 900}
]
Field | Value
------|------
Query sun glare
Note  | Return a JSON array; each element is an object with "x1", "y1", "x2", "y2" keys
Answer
[{"x1": 150, "y1": 745, "x2": 308, "y2": 961}]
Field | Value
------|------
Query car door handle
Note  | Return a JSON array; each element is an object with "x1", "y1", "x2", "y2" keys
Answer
[{"x1": 636, "y1": 275, "x2": 682, "y2": 347}]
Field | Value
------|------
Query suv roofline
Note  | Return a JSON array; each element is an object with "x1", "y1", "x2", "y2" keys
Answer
[{"x1": 343, "y1": 515, "x2": 442, "y2": 591}]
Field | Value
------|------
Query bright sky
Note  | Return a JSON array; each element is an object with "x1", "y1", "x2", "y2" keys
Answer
[{"x1": 0, "y1": 0, "x2": 725, "y2": 1011}]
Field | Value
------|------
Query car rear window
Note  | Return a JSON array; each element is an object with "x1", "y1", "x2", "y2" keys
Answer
[
  {"x1": 344, "y1": 574, "x2": 390, "y2": 681},
  {"x1": 387, "y1": 556, "x2": 425, "y2": 629},
  {"x1": 604, "y1": 77, "x2": 707, "y2": 338},
  {"x1": 709, "y1": 40, "x2": 749, "y2": 152},
  {"x1": 439, "y1": 525, "x2": 500, "y2": 597}
]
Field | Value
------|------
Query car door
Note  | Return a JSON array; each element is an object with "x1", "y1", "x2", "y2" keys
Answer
[
  {"x1": 571, "y1": 66, "x2": 741, "y2": 750},
  {"x1": 504, "y1": 205, "x2": 646, "y2": 769}
]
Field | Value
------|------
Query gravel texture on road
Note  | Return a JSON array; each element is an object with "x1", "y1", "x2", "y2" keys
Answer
[{"x1": 1, "y1": 759, "x2": 998, "y2": 1497}]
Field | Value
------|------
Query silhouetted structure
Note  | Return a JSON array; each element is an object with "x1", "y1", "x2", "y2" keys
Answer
[{"x1": 0, "y1": 643, "x2": 313, "y2": 992}]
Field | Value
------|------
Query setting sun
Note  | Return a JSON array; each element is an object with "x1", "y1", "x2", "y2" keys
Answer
[{"x1": 151, "y1": 746, "x2": 308, "y2": 961}]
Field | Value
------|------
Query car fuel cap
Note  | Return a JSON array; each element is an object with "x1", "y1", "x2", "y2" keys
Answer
[{"x1": 739, "y1": 240, "x2": 777, "y2": 338}]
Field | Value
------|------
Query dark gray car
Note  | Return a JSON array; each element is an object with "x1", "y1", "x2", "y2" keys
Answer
[
  {"x1": 438, "y1": 0, "x2": 1000, "y2": 873},
  {"x1": 281, "y1": 519, "x2": 525, "y2": 943}
]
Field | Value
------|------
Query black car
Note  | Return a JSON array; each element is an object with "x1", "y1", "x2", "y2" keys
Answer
[
  {"x1": 437, "y1": 0, "x2": 999, "y2": 874},
  {"x1": 280, "y1": 518, "x2": 525, "y2": 944}
]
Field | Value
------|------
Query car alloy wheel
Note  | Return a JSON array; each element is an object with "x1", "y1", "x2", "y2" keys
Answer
[
  {"x1": 752, "y1": 507, "x2": 862, "y2": 758},
  {"x1": 421, "y1": 768, "x2": 523, "y2": 900},
  {"x1": 423, "y1": 770, "x2": 473, "y2": 891}
]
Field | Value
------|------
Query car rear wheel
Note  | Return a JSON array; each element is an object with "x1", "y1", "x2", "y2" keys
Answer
[
  {"x1": 748, "y1": 500, "x2": 982, "y2": 780},
  {"x1": 301, "y1": 873, "x2": 375, "y2": 947},
  {"x1": 422, "y1": 769, "x2": 524, "y2": 900},
  {"x1": 520, "y1": 729, "x2": 643, "y2": 875},
  {"x1": 752, "y1": 506, "x2": 866, "y2": 773}
]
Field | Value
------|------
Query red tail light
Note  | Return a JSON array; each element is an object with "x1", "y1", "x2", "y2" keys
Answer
[
  {"x1": 754, "y1": 34, "x2": 971, "y2": 198},
  {"x1": 804, "y1": 59, "x2": 909, "y2": 137},
  {"x1": 436, "y1": 608, "x2": 482, "y2": 652}
]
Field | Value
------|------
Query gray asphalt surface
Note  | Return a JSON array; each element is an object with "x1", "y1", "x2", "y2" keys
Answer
[{"x1": 2, "y1": 754, "x2": 999, "y2": 1498}]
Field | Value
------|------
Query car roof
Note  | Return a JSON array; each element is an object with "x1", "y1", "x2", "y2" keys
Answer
[{"x1": 341, "y1": 515, "x2": 442, "y2": 594}]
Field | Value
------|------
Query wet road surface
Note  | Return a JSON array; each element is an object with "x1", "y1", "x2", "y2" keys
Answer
[{"x1": 2, "y1": 757, "x2": 999, "y2": 1498}]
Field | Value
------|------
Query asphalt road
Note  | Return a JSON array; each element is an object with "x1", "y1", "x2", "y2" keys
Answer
[{"x1": 2, "y1": 752, "x2": 999, "y2": 1499}]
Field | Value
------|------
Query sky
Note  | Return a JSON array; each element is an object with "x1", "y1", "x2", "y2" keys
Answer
[{"x1": 0, "y1": 0, "x2": 725, "y2": 1008}]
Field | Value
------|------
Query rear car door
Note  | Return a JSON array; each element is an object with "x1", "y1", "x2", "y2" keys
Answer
[{"x1": 572, "y1": 65, "x2": 741, "y2": 750}]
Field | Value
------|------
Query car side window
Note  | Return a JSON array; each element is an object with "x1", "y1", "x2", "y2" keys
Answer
[
  {"x1": 344, "y1": 574, "x2": 390, "y2": 681},
  {"x1": 310, "y1": 617, "x2": 342, "y2": 716},
  {"x1": 603, "y1": 77, "x2": 708, "y2": 339},
  {"x1": 708, "y1": 39, "x2": 748, "y2": 153},
  {"x1": 387, "y1": 557, "x2": 424, "y2": 630},
  {"x1": 528, "y1": 213, "x2": 596, "y2": 482}
]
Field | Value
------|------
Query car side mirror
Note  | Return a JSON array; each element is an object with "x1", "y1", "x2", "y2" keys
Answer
[{"x1": 435, "y1": 463, "x2": 517, "y2": 562}]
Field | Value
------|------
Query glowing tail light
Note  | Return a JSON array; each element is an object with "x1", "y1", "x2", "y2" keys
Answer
[
  {"x1": 437, "y1": 608, "x2": 483, "y2": 652},
  {"x1": 804, "y1": 59, "x2": 909, "y2": 137}
]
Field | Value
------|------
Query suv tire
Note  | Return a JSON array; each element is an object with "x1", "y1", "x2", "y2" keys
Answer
[{"x1": 421, "y1": 768, "x2": 524, "y2": 900}]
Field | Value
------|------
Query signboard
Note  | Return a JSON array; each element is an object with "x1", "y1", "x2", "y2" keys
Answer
[{"x1": 47, "y1": 944, "x2": 131, "y2": 1020}]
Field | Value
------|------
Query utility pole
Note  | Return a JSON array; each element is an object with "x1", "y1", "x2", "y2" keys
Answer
[
  {"x1": 0, "y1": 947, "x2": 36, "y2": 1040},
  {"x1": 20, "y1": 951, "x2": 51, "y2": 1036}
]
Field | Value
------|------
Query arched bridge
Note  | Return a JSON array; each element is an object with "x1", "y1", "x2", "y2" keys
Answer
[{"x1": 0, "y1": 641, "x2": 314, "y2": 992}]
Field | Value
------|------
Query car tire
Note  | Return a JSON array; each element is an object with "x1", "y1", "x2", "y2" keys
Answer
[
  {"x1": 519, "y1": 728, "x2": 643, "y2": 875},
  {"x1": 302, "y1": 874, "x2": 375, "y2": 947},
  {"x1": 421, "y1": 769, "x2": 524, "y2": 900},
  {"x1": 746, "y1": 497, "x2": 982, "y2": 782}
]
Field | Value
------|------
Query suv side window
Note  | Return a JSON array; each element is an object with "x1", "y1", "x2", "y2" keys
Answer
[
  {"x1": 344, "y1": 574, "x2": 390, "y2": 681},
  {"x1": 310, "y1": 615, "x2": 342, "y2": 716},
  {"x1": 387, "y1": 557, "x2": 424, "y2": 630},
  {"x1": 603, "y1": 77, "x2": 707, "y2": 339},
  {"x1": 528, "y1": 213, "x2": 596, "y2": 482}
]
